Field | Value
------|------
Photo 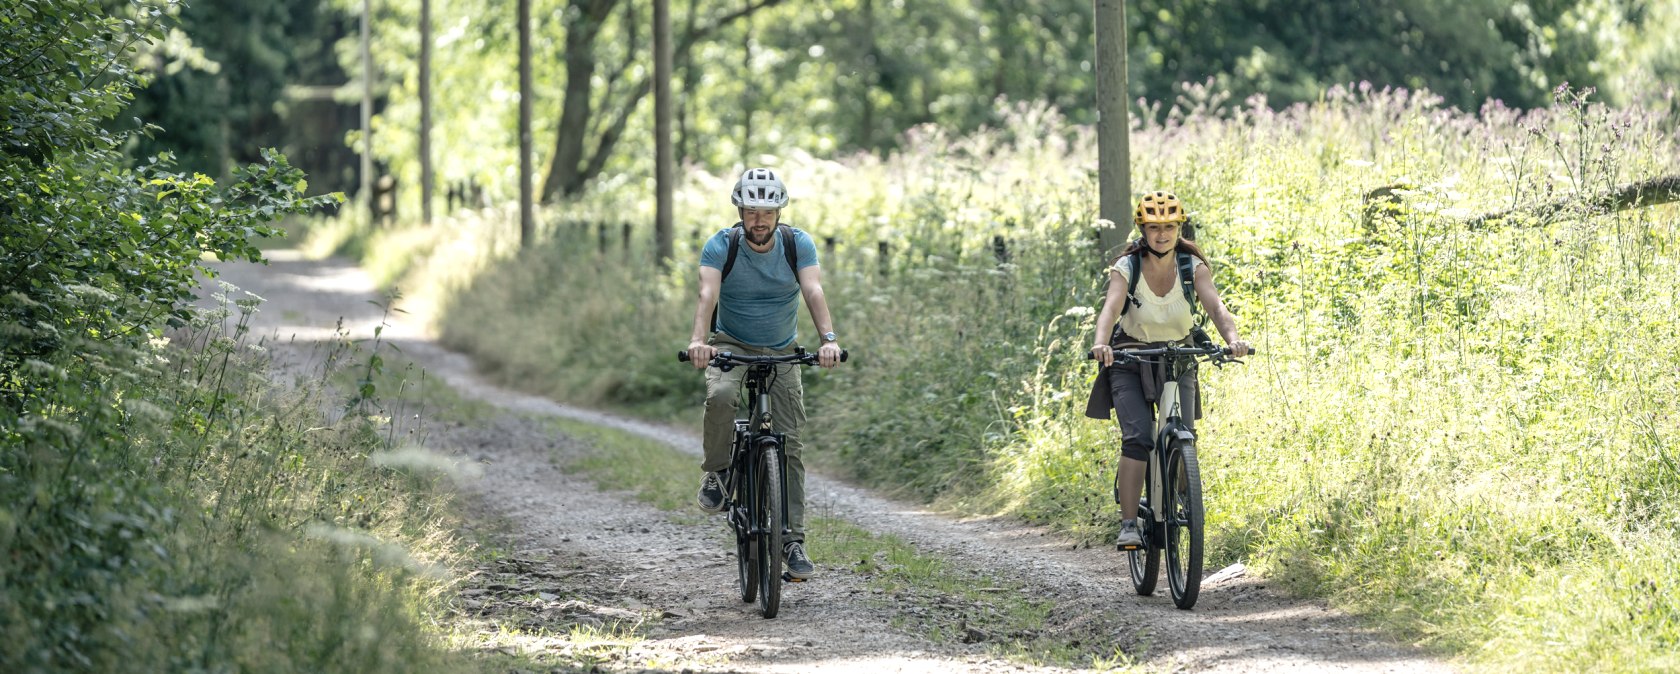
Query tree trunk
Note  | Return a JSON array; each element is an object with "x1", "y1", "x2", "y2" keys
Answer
[
  {"x1": 655, "y1": 0, "x2": 673, "y2": 263},
  {"x1": 677, "y1": 0, "x2": 700, "y2": 165},
  {"x1": 740, "y1": 5, "x2": 754, "y2": 167},
  {"x1": 420, "y1": 0, "x2": 433, "y2": 226},
  {"x1": 360, "y1": 0, "x2": 374, "y2": 221},
  {"x1": 542, "y1": 0, "x2": 617, "y2": 202},
  {"x1": 518, "y1": 0, "x2": 534, "y2": 246},
  {"x1": 1094, "y1": 0, "x2": 1131, "y2": 259},
  {"x1": 542, "y1": 0, "x2": 788, "y2": 201},
  {"x1": 856, "y1": 0, "x2": 875, "y2": 151}
]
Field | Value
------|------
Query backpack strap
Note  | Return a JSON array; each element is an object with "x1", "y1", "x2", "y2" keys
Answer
[
  {"x1": 780, "y1": 225, "x2": 797, "y2": 276},
  {"x1": 1118, "y1": 250, "x2": 1144, "y2": 318},
  {"x1": 719, "y1": 222, "x2": 746, "y2": 282},
  {"x1": 1116, "y1": 246, "x2": 1203, "y2": 320},
  {"x1": 713, "y1": 223, "x2": 801, "y2": 332},
  {"x1": 1176, "y1": 250, "x2": 1199, "y2": 313}
]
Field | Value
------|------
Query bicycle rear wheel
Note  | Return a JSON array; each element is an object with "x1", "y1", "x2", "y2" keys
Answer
[
  {"x1": 757, "y1": 441, "x2": 784, "y2": 618},
  {"x1": 1164, "y1": 439, "x2": 1205, "y2": 609}
]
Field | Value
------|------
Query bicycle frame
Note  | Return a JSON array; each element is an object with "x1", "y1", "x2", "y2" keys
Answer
[
  {"x1": 728, "y1": 363, "x2": 790, "y2": 542},
  {"x1": 1144, "y1": 357, "x2": 1197, "y2": 528}
]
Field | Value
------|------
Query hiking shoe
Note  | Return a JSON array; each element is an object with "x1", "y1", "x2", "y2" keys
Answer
[
  {"x1": 784, "y1": 541, "x2": 814, "y2": 579},
  {"x1": 696, "y1": 471, "x2": 726, "y2": 512},
  {"x1": 1116, "y1": 519, "x2": 1144, "y2": 550}
]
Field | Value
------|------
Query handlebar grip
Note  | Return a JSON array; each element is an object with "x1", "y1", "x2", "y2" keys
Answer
[
  {"x1": 840, "y1": 350, "x2": 849, "y2": 363},
  {"x1": 677, "y1": 351, "x2": 690, "y2": 362}
]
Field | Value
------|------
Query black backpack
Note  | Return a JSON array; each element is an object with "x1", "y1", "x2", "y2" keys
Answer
[{"x1": 711, "y1": 222, "x2": 800, "y2": 331}]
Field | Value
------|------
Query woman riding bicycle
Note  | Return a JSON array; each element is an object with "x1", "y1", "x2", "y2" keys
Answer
[{"x1": 1085, "y1": 191, "x2": 1251, "y2": 549}]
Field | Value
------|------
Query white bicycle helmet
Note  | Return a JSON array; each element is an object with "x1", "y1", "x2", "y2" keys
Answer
[{"x1": 731, "y1": 167, "x2": 789, "y2": 208}]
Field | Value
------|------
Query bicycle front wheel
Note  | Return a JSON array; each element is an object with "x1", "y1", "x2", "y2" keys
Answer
[
  {"x1": 757, "y1": 442, "x2": 784, "y2": 618},
  {"x1": 1164, "y1": 439, "x2": 1205, "y2": 609},
  {"x1": 734, "y1": 470, "x2": 757, "y2": 603}
]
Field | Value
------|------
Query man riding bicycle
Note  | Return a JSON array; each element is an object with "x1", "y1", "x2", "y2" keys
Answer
[
  {"x1": 685, "y1": 167, "x2": 843, "y2": 580},
  {"x1": 1086, "y1": 191, "x2": 1251, "y2": 550}
]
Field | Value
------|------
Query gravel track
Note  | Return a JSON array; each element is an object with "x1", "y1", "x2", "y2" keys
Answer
[{"x1": 207, "y1": 249, "x2": 1455, "y2": 674}]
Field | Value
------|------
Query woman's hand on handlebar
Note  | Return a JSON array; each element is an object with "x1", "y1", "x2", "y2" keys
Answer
[
  {"x1": 1090, "y1": 343, "x2": 1115, "y2": 367},
  {"x1": 686, "y1": 341, "x2": 716, "y2": 369},
  {"x1": 1227, "y1": 339, "x2": 1251, "y2": 358}
]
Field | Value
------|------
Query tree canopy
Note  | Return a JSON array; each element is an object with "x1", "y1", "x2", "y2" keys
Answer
[{"x1": 123, "y1": 0, "x2": 1679, "y2": 205}]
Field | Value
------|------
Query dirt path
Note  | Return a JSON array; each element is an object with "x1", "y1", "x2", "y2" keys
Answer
[{"x1": 209, "y1": 249, "x2": 1455, "y2": 673}]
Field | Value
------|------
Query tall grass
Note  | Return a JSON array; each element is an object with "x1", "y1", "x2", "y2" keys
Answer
[
  {"x1": 325, "y1": 84, "x2": 1680, "y2": 670},
  {"x1": 0, "y1": 286, "x2": 474, "y2": 671}
]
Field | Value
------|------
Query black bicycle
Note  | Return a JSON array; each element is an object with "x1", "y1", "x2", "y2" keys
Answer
[
  {"x1": 1095, "y1": 344, "x2": 1249, "y2": 609},
  {"x1": 677, "y1": 346, "x2": 845, "y2": 618}
]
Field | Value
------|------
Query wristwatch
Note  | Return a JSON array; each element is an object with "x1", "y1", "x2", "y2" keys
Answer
[{"x1": 821, "y1": 331, "x2": 838, "y2": 343}]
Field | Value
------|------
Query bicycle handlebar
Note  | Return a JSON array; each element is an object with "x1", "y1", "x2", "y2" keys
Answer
[
  {"x1": 1086, "y1": 344, "x2": 1255, "y2": 362},
  {"x1": 678, "y1": 349, "x2": 849, "y2": 366}
]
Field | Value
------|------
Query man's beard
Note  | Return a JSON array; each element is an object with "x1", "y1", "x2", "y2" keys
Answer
[{"x1": 745, "y1": 226, "x2": 775, "y2": 246}]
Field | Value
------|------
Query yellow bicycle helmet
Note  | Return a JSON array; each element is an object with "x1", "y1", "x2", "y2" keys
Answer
[{"x1": 1134, "y1": 191, "x2": 1186, "y2": 225}]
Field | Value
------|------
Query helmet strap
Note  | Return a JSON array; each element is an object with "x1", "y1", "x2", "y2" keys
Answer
[{"x1": 1144, "y1": 242, "x2": 1174, "y2": 258}]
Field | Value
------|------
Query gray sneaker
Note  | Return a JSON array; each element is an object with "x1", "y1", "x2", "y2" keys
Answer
[
  {"x1": 696, "y1": 471, "x2": 726, "y2": 512},
  {"x1": 1116, "y1": 518, "x2": 1144, "y2": 550},
  {"x1": 784, "y1": 541, "x2": 814, "y2": 579}
]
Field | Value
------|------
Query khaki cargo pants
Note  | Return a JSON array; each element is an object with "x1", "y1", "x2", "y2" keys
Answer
[{"x1": 701, "y1": 334, "x2": 807, "y2": 544}]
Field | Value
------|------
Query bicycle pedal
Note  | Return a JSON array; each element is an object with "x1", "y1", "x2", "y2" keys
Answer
[
  {"x1": 1116, "y1": 542, "x2": 1145, "y2": 552},
  {"x1": 781, "y1": 572, "x2": 808, "y2": 583}
]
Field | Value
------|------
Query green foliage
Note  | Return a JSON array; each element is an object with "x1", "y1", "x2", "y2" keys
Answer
[
  {"x1": 302, "y1": 0, "x2": 1680, "y2": 212},
  {"x1": 1, "y1": 0, "x2": 341, "y2": 396},
  {"x1": 0, "y1": 292, "x2": 470, "y2": 672},
  {"x1": 1, "y1": 3, "x2": 464, "y2": 671}
]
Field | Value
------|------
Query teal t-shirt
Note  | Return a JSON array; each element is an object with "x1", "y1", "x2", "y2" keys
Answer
[{"x1": 700, "y1": 225, "x2": 820, "y2": 349}]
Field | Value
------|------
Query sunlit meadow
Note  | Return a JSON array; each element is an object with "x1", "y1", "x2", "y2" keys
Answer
[{"x1": 319, "y1": 84, "x2": 1680, "y2": 671}]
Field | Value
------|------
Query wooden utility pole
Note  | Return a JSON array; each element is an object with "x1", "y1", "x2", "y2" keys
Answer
[
  {"x1": 654, "y1": 0, "x2": 673, "y2": 263},
  {"x1": 419, "y1": 0, "x2": 434, "y2": 225},
  {"x1": 518, "y1": 0, "x2": 534, "y2": 247},
  {"x1": 1094, "y1": 0, "x2": 1131, "y2": 259},
  {"x1": 360, "y1": 0, "x2": 374, "y2": 222}
]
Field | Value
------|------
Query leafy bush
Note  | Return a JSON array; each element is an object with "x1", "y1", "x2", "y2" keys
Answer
[{"x1": 1, "y1": 3, "x2": 468, "y2": 671}]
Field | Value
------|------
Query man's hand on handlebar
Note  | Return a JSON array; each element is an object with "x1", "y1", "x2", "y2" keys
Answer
[
  {"x1": 686, "y1": 340, "x2": 716, "y2": 369},
  {"x1": 1227, "y1": 339, "x2": 1252, "y2": 359},
  {"x1": 817, "y1": 341, "x2": 843, "y2": 369}
]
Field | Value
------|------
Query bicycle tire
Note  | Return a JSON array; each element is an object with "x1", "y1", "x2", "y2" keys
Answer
[
  {"x1": 1128, "y1": 486, "x2": 1161, "y2": 596},
  {"x1": 734, "y1": 469, "x2": 757, "y2": 603},
  {"x1": 1164, "y1": 439, "x2": 1205, "y2": 609},
  {"x1": 758, "y1": 441, "x2": 784, "y2": 618}
]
